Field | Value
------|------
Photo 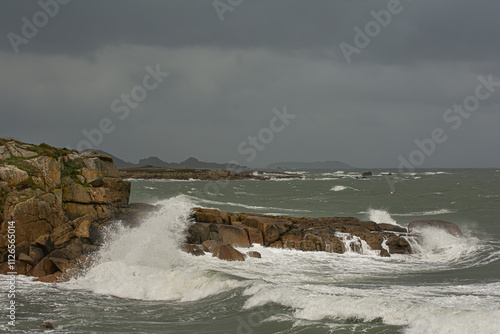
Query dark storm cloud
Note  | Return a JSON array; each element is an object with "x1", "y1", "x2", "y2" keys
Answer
[
  {"x1": 0, "y1": 0, "x2": 499, "y2": 168},
  {"x1": 2, "y1": 0, "x2": 499, "y2": 62}
]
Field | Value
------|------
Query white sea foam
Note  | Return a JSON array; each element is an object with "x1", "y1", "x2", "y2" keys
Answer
[
  {"x1": 65, "y1": 196, "x2": 246, "y2": 301},
  {"x1": 407, "y1": 227, "x2": 482, "y2": 263},
  {"x1": 59, "y1": 197, "x2": 497, "y2": 334},
  {"x1": 423, "y1": 171, "x2": 451, "y2": 175},
  {"x1": 367, "y1": 208, "x2": 402, "y2": 226},
  {"x1": 393, "y1": 208, "x2": 453, "y2": 216},
  {"x1": 188, "y1": 196, "x2": 309, "y2": 213},
  {"x1": 242, "y1": 281, "x2": 500, "y2": 334},
  {"x1": 330, "y1": 185, "x2": 359, "y2": 192}
]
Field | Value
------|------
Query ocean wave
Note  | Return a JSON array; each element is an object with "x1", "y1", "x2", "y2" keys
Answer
[
  {"x1": 241, "y1": 281, "x2": 500, "y2": 334},
  {"x1": 393, "y1": 209, "x2": 453, "y2": 216},
  {"x1": 65, "y1": 196, "x2": 246, "y2": 301},
  {"x1": 187, "y1": 196, "x2": 310, "y2": 213},
  {"x1": 330, "y1": 185, "x2": 359, "y2": 192},
  {"x1": 322, "y1": 171, "x2": 345, "y2": 176},
  {"x1": 366, "y1": 209, "x2": 402, "y2": 227},
  {"x1": 423, "y1": 171, "x2": 451, "y2": 175},
  {"x1": 269, "y1": 177, "x2": 305, "y2": 181},
  {"x1": 407, "y1": 227, "x2": 483, "y2": 264}
]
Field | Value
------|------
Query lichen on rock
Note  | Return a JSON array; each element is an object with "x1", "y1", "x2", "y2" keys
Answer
[{"x1": 0, "y1": 139, "x2": 133, "y2": 281}]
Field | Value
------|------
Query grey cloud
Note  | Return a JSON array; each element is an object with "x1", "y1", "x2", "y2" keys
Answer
[{"x1": 0, "y1": 0, "x2": 498, "y2": 168}]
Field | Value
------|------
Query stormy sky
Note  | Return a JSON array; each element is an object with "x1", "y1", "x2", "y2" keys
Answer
[{"x1": 1, "y1": 0, "x2": 499, "y2": 168}]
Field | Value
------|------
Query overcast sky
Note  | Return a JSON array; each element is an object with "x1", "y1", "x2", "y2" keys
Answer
[{"x1": 1, "y1": 0, "x2": 499, "y2": 168}]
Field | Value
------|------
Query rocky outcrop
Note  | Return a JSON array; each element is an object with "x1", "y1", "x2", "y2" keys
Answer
[
  {"x1": 118, "y1": 166, "x2": 301, "y2": 181},
  {"x1": 378, "y1": 223, "x2": 408, "y2": 233},
  {"x1": 408, "y1": 220, "x2": 463, "y2": 237},
  {"x1": 212, "y1": 244, "x2": 245, "y2": 261},
  {"x1": 0, "y1": 139, "x2": 136, "y2": 281},
  {"x1": 184, "y1": 208, "x2": 413, "y2": 257},
  {"x1": 247, "y1": 251, "x2": 261, "y2": 258},
  {"x1": 119, "y1": 167, "x2": 269, "y2": 181}
]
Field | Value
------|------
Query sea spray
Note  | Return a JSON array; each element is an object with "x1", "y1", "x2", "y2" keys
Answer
[
  {"x1": 367, "y1": 208, "x2": 402, "y2": 226},
  {"x1": 66, "y1": 196, "x2": 244, "y2": 301},
  {"x1": 406, "y1": 227, "x2": 481, "y2": 263},
  {"x1": 330, "y1": 185, "x2": 359, "y2": 192}
]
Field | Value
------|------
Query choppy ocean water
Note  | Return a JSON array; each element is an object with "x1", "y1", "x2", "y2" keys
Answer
[{"x1": 2, "y1": 169, "x2": 499, "y2": 333}]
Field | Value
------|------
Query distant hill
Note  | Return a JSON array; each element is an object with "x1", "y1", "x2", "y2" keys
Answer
[
  {"x1": 138, "y1": 156, "x2": 177, "y2": 168},
  {"x1": 266, "y1": 161, "x2": 355, "y2": 170},
  {"x1": 88, "y1": 150, "x2": 137, "y2": 168},
  {"x1": 85, "y1": 150, "x2": 247, "y2": 171}
]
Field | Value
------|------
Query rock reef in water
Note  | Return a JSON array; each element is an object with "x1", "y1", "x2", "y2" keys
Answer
[
  {"x1": 0, "y1": 139, "x2": 464, "y2": 277},
  {"x1": 0, "y1": 139, "x2": 151, "y2": 281},
  {"x1": 184, "y1": 210, "x2": 465, "y2": 260},
  {"x1": 408, "y1": 220, "x2": 463, "y2": 237},
  {"x1": 118, "y1": 166, "x2": 299, "y2": 181},
  {"x1": 186, "y1": 208, "x2": 413, "y2": 258}
]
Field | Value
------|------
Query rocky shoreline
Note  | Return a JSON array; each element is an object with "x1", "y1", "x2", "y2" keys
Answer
[
  {"x1": 184, "y1": 208, "x2": 412, "y2": 260},
  {"x1": 184, "y1": 209, "x2": 463, "y2": 261},
  {"x1": 0, "y1": 139, "x2": 463, "y2": 281},
  {"x1": 118, "y1": 166, "x2": 299, "y2": 181},
  {"x1": 0, "y1": 139, "x2": 153, "y2": 282}
]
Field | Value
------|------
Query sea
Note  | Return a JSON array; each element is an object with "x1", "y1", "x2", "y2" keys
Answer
[{"x1": 1, "y1": 169, "x2": 499, "y2": 334}]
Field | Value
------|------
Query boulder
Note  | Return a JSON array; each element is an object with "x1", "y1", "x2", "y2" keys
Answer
[
  {"x1": 10, "y1": 199, "x2": 56, "y2": 245},
  {"x1": 386, "y1": 235, "x2": 412, "y2": 254},
  {"x1": 30, "y1": 257, "x2": 58, "y2": 277},
  {"x1": 2, "y1": 141, "x2": 38, "y2": 158},
  {"x1": 180, "y1": 243, "x2": 205, "y2": 256},
  {"x1": 243, "y1": 227, "x2": 264, "y2": 245},
  {"x1": 247, "y1": 251, "x2": 261, "y2": 258},
  {"x1": 18, "y1": 253, "x2": 35, "y2": 266},
  {"x1": 74, "y1": 217, "x2": 93, "y2": 239},
  {"x1": 46, "y1": 249, "x2": 68, "y2": 260},
  {"x1": 212, "y1": 244, "x2": 245, "y2": 261},
  {"x1": 29, "y1": 245, "x2": 45, "y2": 264},
  {"x1": 242, "y1": 216, "x2": 280, "y2": 245},
  {"x1": 26, "y1": 156, "x2": 62, "y2": 189},
  {"x1": 408, "y1": 220, "x2": 463, "y2": 237},
  {"x1": 269, "y1": 240, "x2": 283, "y2": 248},
  {"x1": 281, "y1": 229, "x2": 303, "y2": 243},
  {"x1": 58, "y1": 238, "x2": 85, "y2": 259},
  {"x1": 15, "y1": 241, "x2": 30, "y2": 260},
  {"x1": 217, "y1": 225, "x2": 250, "y2": 247},
  {"x1": 193, "y1": 209, "x2": 224, "y2": 224},
  {"x1": 51, "y1": 222, "x2": 76, "y2": 248},
  {"x1": 380, "y1": 249, "x2": 390, "y2": 257},
  {"x1": 35, "y1": 234, "x2": 55, "y2": 255},
  {"x1": 36, "y1": 273, "x2": 62, "y2": 283},
  {"x1": 49, "y1": 257, "x2": 76, "y2": 272},
  {"x1": 0, "y1": 166, "x2": 29, "y2": 186},
  {"x1": 202, "y1": 240, "x2": 224, "y2": 253},
  {"x1": 82, "y1": 156, "x2": 120, "y2": 178},
  {"x1": 378, "y1": 223, "x2": 407, "y2": 233},
  {"x1": 41, "y1": 321, "x2": 54, "y2": 329},
  {"x1": 186, "y1": 223, "x2": 211, "y2": 244}
]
